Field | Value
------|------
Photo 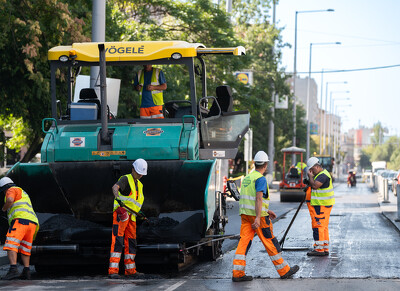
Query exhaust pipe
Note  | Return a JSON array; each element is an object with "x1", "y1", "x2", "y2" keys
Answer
[
  {"x1": 31, "y1": 245, "x2": 79, "y2": 254},
  {"x1": 98, "y1": 43, "x2": 111, "y2": 149}
]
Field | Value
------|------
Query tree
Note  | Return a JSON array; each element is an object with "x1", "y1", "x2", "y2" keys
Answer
[
  {"x1": 389, "y1": 147, "x2": 400, "y2": 170},
  {"x1": 371, "y1": 121, "x2": 387, "y2": 146},
  {"x1": 227, "y1": 0, "x2": 309, "y2": 166},
  {"x1": 0, "y1": 0, "x2": 90, "y2": 162}
]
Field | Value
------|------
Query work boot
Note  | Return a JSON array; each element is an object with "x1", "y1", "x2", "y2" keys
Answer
[
  {"x1": 108, "y1": 273, "x2": 121, "y2": 279},
  {"x1": 232, "y1": 275, "x2": 253, "y2": 282},
  {"x1": 126, "y1": 271, "x2": 145, "y2": 279},
  {"x1": 280, "y1": 265, "x2": 299, "y2": 279},
  {"x1": 20, "y1": 267, "x2": 31, "y2": 280},
  {"x1": 307, "y1": 250, "x2": 326, "y2": 256},
  {"x1": 2, "y1": 266, "x2": 20, "y2": 280}
]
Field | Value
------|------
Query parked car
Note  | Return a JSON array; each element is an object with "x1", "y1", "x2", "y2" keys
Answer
[
  {"x1": 375, "y1": 169, "x2": 387, "y2": 177},
  {"x1": 387, "y1": 171, "x2": 398, "y2": 192},
  {"x1": 392, "y1": 171, "x2": 400, "y2": 196}
]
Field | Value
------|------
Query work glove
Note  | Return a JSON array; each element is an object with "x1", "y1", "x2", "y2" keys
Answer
[{"x1": 116, "y1": 206, "x2": 128, "y2": 222}]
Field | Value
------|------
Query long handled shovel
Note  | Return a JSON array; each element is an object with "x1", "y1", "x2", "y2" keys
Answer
[{"x1": 279, "y1": 186, "x2": 310, "y2": 249}]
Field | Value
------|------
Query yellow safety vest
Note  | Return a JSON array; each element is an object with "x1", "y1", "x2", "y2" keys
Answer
[
  {"x1": 311, "y1": 169, "x2": 335, "y2": 206},
  {"x1": 296, "y1": 162, "x2": 307, "y2": 175},
  {"x1": 5, "y1": 187, "x2": 38, "y2": 225},
  {"x1": 138, "y1": 68, "x2": 164, "y2": 106},
  {"x1": 113, "y1": 174, "x2": 144, "y2": 222},
  {"x1": 239, "y1": 171, "x2": 270, "y2": 217}
]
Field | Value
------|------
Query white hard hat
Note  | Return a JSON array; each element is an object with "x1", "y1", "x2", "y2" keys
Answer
[
  {"x1": 132, "y1": 159, "x2": 148, "y2": 175},
  {"x1": 307, "y1": 157, "x2": 320, "y2": 169},
  {"x1": 0, "y1": 177, "x2": 14, "y2": 192},
  {"x1": 254, "y1": 151, "x2": 269, "y2": 164}
]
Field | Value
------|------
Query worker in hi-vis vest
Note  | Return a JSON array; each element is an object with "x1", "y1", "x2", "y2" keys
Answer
[
  {"x1": 296, "y1": 161, "x2": 307, "y2": 175},
  {"x1": 108, "y1": 159, "x2": 147, "y2": 279},
  {"x1": 232, "y1": 151, "x2": 299, "y2": 282},
  {"x1": 134, "y1": 64, "x2": 167, "y2": 119},
  {"x1": 306, "y1": 157, "x2": 335, "y2": 256},
  {"x1": 0, "y1": 177, "x2": 39, "y2": 280}
]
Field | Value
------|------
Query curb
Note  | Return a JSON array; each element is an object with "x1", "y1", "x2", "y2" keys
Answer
[{"x1": 381, "y1": 212, "x2": 400, "y2": 234}]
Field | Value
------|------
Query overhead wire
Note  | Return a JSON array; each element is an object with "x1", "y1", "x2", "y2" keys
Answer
[{"x1": 293, "y1": 64, "x2": 400, "y2": 74}]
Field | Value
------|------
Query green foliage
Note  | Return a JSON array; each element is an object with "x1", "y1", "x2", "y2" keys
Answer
[
  {"x1": 361, "y1": 135, "x2": 400, "y2": 170},
  {"x1": 389, "y1": 147, "x2": 400, "y2": 170},
  {"x1": 371, "y1": 121, "x2": 387, "y2": 146},
  {"x1": 0, "y1": 0, "x2": 90, "y2": 161},
  {"x1": 359, "y1": 152, "x2": 372, "y2": 170},
  {"x1": 0, "y1": 115, "x2": 30, "y2": 151},
  {"x1": 370, "y1": 136, "x2": 399, "y2": 162}
]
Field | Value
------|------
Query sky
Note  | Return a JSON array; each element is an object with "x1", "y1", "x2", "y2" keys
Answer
[{"x1": 273, "y1": 0, "x2": 400, "y2": 135}]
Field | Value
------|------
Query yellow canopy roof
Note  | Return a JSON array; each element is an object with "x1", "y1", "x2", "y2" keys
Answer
[{"x1": 48, "y1": 41, "x2": 245, "y2": 62}]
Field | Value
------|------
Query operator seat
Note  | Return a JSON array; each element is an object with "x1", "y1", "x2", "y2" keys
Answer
[
  {"x1": 288, "y1": 167, "x2": 300, "y2": 179},
  {"x1": 208, "y1": 85, "x2": 233, "y2": 117},
  {"x1": 78, "y1": 88, "x2": 101, "y2": 118},
  {"x1": 79, "y1": 88, "x2": 101, "y2": 108}
]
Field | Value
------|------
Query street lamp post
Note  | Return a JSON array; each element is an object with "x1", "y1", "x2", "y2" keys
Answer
[
  {"x1": 319, "y1": 68, "x2": 324, "y2": 155},
  {"x1": 292, "y1": 9, "x2": 334, "y2": 161},
  {"x1": 267, "y1": 0, "x2": 277, "y2": 177},
  {"x1": 329, "y1": 92, "x2": 350, "y2": 156},
  {"x1": 306, "y1": 42, "x2": 340, "y2": 159},
  {"x1": 323, "y1": 81, "x2": 347, "y2": 154},
  {"x1": 334, "y1": 104, "x2": 351, "y2": 177}
]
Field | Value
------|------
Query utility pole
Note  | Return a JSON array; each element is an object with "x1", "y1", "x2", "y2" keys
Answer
[
  {"x1": 226, "y1": 0, "x2": 232, "y2": 13},
  {"x1": 267, "y1": 1, "x2": 276, "y2": 177},
  {"x1": 319, "y1": 69, "x2": 324, "y2": 155},
  {"x1": 90, "y1": 0, "x2": 106, "y2": 88}
]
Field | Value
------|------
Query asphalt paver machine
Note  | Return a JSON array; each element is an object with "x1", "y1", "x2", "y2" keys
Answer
[
  {"x1": 279, "y1": 146, "x2": 307, "y2": 202},
  {"x1": 4, "y1": 41, "x2": 249, "y2": 270}
]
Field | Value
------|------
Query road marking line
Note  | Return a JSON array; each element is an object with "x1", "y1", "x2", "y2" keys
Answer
[{"x1": 165, "y1": 280, "x2": 186, "y2": 291}]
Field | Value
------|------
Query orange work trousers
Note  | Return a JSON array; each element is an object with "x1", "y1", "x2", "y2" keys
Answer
[
  {"x1": 3, "y1": 218, "x2": 37, "y2": 256},
  {"x1": 232, "y1": 214, "x2": 290, "y2": 278},
  {"x1": 140, "y1": 106, "x2": 164, "y2": 119},
  {"x1": 108, "y1": 212, "x2": 138, "y2": 275},
  {"x1": 307, "y1": 204, "x2": 333, "y2": 253}
]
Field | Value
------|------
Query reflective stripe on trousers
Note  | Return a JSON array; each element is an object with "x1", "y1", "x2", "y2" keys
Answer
[
  {"x1": 19, "y1": 245, "x2": 31, "y2": 254},
  {"x1": 5, "y1": 237, "x2": 20, "y2": 244},
  {"x1": 232, "y1": 254, "x2": 246, "y2": 273},
  {"x1": 110, "y1": 252, "x2": 121, "y2": 258},
  {"x1": 125, "y1": 263, "x2": 136, "y2": 271},
  {"x1": 125, "y1": 254, "x2": 135, "y2": 260}
]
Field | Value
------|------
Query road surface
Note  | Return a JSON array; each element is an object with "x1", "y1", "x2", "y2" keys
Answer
[{"x1": 1, "y1": 182, "x2": 400, "y2": 290}]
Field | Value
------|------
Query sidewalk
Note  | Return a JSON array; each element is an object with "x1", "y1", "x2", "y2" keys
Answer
[{"x1": 377, "y1": 191, "x2": 400, "y2": 234}]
